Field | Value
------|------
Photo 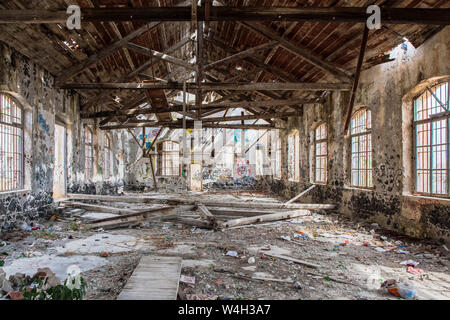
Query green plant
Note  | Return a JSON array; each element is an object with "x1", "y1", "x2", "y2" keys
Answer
[
  {"x1": 34, "y1": 229, "x2": 60, "y2": 240},
  {"x1": 21, "y1": 276, "x2": 87, "y2": 300},
  {"x1": 68, "y1": 221, "x2": 79, "y2": 231}
]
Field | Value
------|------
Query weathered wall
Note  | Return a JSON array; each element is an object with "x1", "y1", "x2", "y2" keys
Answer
[
  {"x1": 0, "y1": 41, "x2": 80, "y2": 230},
  {"x1": 270, "y1": 27, "x2": 450, "y2": 244}
]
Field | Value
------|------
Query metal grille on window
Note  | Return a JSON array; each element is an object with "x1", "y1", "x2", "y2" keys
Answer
[
  {"x1": 0, "y1": 94, "x2": 23, "y2": 191},
  {"x1": 414, "y1": 81, "x2": 449, "y2": 196},
  {"x1": 161, "y1": 141, "x2": 180, "y2": 176},
  {"x1": 315, "y1": 123, "x2": 327, "y2": 183},
  {"x1": 85, "y1": 127, "x2": 93, "y2": 180},
  {"x1": 350, "y1": 109, "x2": 373, "y2": 188}
]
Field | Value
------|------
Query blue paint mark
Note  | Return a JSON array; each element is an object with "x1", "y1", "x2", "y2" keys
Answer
[{"x1": 38, "y1": 114, "x2": 49, "y2": 133}]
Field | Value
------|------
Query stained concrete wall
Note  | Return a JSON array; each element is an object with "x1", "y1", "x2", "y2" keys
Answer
[{"x1": 270, "y1": 27, "x2": 450, "y2": 244}]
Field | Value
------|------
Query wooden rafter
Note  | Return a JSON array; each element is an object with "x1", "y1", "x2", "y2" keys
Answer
[{"x1": 1, "y1": 7, "x2": 449, "y2": 25}]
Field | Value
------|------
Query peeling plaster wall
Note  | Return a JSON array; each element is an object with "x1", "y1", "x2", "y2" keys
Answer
[
  {"x1": 67, "y1": 120, "x2": 128, "y2": 196},
  {"x1": 0, "y1": 41, "x2": 81, "y2": 231},
  {"x1": 269, "y1": 27, "x2": 450, "y2": 244}
]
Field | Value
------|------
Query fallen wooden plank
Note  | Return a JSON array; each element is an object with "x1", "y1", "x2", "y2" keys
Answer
[
  {"x1": 197, "y1": 203, "x2": 216, "y2": 224},
  {"x1": 264, "y1": 252, "x2": 319, "y2": 269},
  {"x1": 166, "y1": 217, "x2": 213, "y2": 229},
  {"x1": 208, "y1": 207, "x2": 284, "y2": 217},
  {"x1": 233, "y1": 274, "x2": 293, "y2": 283},
  {"x1": 61, "y1": 201, "x2": 141, "y2": 215},
  {"x1": 87, "y1": 206, "x2": 174, "y2": 230},
  {"x1": 285, "y1": 185, "x2": 316, "y2": 205},
  {"x1": 118, "y1": 256, "x2": 182, "y2": 300},
  {"x1": 67, "y1": 193, "x2": 335, "y2": 210},
  {"x1": 217, "y1": 210, "x2": 310, "y2": 229}
]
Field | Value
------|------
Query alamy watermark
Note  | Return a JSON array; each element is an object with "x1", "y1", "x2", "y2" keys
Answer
[
  {"x1": 366, "y1": 5, "x2": 382, "y2": 30},
  {"x1": 63, "y1": 5, "x2": 383, "y2": 31},
  {"x1": 66, "y1": 5, "x2": 81, "y2": 30}
]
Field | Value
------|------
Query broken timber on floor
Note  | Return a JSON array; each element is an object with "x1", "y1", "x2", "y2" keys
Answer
[
  {"x1": 67, "y1": 194, "x2": 336, "y2": 211},
  {"x1": 60, "y1": 201, "x2": 149, "y2": 215},
  {"x1": 285, "y1": 185, "x2": 317, "y2": 205},
  {"x1": 118, "y1": 256, "x2": 182, "y2": 300},
  {"x1": 263, "y1": 252, "x2": 320, "y2": 269},
  {"x1": 86, "y1": 206, "x2": 174, "y2": 230},
  {"x1": 217, "y1": 209, "x2": 311, "y2": 229},
  {"x1": 196, "y1": 203, "x2": 216, "y2": 224}
]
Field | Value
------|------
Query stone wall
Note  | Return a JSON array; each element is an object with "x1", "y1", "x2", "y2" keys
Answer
[{"x1": 269, "y1": 27, "x2": 450, "y2": 244}]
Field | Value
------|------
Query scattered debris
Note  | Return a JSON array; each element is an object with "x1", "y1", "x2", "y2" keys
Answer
[{"x1": 180, "y1": 275, "x2": 196, "y2": 285}]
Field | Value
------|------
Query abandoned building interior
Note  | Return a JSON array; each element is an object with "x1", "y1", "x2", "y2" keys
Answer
[{"x1": 0, "y1": 1, "x2": 449, "y2": 301}]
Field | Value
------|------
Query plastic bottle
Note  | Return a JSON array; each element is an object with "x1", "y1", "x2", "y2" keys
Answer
[
  {"x1": 397, "y1": 282, "x2": 417, "y2": 299},
  {"x1": 382, "y1": 279, "x2": 416, "y2": 299}
]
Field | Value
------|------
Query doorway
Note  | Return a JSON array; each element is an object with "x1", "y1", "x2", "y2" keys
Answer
[{"x1": 53, "y1": 123, "x2": 67, "y2": 198}]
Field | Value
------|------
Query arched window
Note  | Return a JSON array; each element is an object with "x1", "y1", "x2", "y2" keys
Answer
[
  {"x1": 104, "y1": 133, "x2": 112, "y2": 179},
  {"x1": 288, "y1": 131, "x2": 300, "y2": 182},
  {"x1": 350, "y1": 108, "x2": 373, "y2": 188},
  {"x1": 315, "y1": 123, "x2": 327, "y2": 183},
  {"x1": 84, "y1": 126, "x2": 93, "y2": 181},
  {"x1": 414, "y1": 81, "x2": 449, "y2": 195},
  {"x1": 0, "y1": 94, "x2": 23, "y2": 191},
  {"x1": 157, "y1": 141, "x2": 180, "y2": 176}
]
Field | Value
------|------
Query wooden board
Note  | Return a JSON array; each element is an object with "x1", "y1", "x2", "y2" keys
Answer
[{"x1": 118, "y1": 256, "x2": 183, "y2": 300}]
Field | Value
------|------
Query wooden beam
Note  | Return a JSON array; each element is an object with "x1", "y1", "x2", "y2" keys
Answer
[
  {"x1": 203, "y1": 98, "x2": 319, "y2": 108},
  {"x1": 1, "y1": 8, "x2": 449, "y2": 25},
  {"x1": 205, "y1": 36, "x2": 298, "y2": 83},
  {"x1": 126, "y1": 42, "x2": 197, "y2": 71},
  {"x1": 344, "y1": 26, "x2": 370, "y2": 132},
  {"x1": 196, "y1": 203, "x2": 216, "y2": 224},
  {"x1": 204, "y1": 41, "x2": 279, "y2": 71},
  {"x1": 285, "y1": 185, "x2": 317, "y2": 204},
  {"x1": 241, "y1": 22, "x2": 352, "y2": 83},
  {"x1": 81, "y1": 36, "x2": 191, "y2": 111},
  {"x1": 202, "y1": 111, "x2": 301, "y2": 122},
  {"x1": 67, "y1": 193, "x2": 336, "y2": 210},
  {"x1": 61, "y1": 82, "x2": 352, "y2": 91},
  {"x1": 217, "y1": 210, "x2": 311, "y2": 228},
  {"x1": 55, "y1": 22, "x2": 160, "y2": 84},
  {"x1": 100, "y1": 122, "x2": 277, "y2": 130}
]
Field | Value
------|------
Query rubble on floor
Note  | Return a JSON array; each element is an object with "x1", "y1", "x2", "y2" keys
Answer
[{"x1": 0, "y1": 191, "x2": 448, "y2": 300}]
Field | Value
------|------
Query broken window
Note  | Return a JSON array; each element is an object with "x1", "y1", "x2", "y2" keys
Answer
[
  {"x1": 104, "y1": 133, "x2": 112, "y2": 179},
  {"x1": 0, "y1": 94, "x2": 23, "y2": 191},
  {"x1": 350, "y1": 109, "x2": 373, "y2": 188},
  {"x1": 288, "y1": 131, "x2": 300, "y2": 182},
  {"x1": 158, "y1": 141, "x2": 180, "y2": 176},
  {"x1": 414, "y1": 81, "x2": 449, "y2": 195},
  {"x1": 84, "y1": 126, "x2": 93, "y2": 181},
  {"x1": 315, "y1": 123, "x2": 327, "y2": 183}
]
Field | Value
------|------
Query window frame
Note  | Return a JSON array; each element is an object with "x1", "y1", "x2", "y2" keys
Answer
[
  {"x1": 84, "y1": 126, "x2": 94, "y2": 181},
  {"x1": 158, "y1": 140, "x2": 180, "y2": 177},
  {"x1": 349, "y1": 108, "x2": 373, "y2": 189},
  {"x1": 288, "y1": 131, "x2": 300, "y2": 182},
  {"x1": 0, "y1": 93, "x2": 25, "y2": 192},
  {"x1": 314, "y1": 123, "x2": 328, "y2": 184},
  {"x1": 413, "y1": 81, "x2": 450, "y2": 197}
]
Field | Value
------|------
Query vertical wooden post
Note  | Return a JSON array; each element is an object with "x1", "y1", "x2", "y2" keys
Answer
[{"x1": 344, "y1": 26, "x2": 369, "y2": 132}]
